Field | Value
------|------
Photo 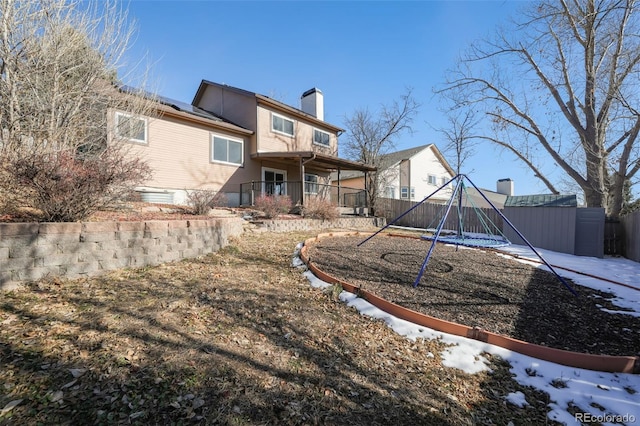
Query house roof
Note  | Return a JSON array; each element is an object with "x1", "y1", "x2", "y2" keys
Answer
[
  {"x1": 192, "y1": 80, "x2": 344, "y2": 133},
  {"x1": 156, "y1": 95, "x2": 253, "y2": 135},
  {"x1": 463, "y1": 186, "x2": 508, "y2": 209},
  {"x1": 251, "y1": 151, "x2": 376, "y2": 172},
  {"x1": 333, "y1": 144, "x2": 454, "y2": 180},
  {"x1": 119, "y1": 85, "x2": 253, "y2": 135},
  {"x1": 504, "y1": 194, "x2": 578, "y2": 207}
]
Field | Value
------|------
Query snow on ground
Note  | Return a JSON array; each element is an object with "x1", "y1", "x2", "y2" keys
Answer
[
  {"x1": 292, "y1": 242, "x2": 640, "y2": 425},
  {"x1": 499, "y1": 245, "x2": 640, "y2": 318}
]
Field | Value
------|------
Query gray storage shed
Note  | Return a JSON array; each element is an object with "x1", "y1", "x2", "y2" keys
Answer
[{"x1": 503, "y1": 194, "x2": 604, "y2": 258}]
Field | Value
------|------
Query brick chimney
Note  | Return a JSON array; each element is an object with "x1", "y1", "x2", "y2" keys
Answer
[{"x1": 301, "y1": 88, "x2": 323, "y2": 120}]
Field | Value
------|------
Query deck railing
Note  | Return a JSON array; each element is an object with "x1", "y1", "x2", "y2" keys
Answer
[{"x1": 239, "y1": 181, "x2": 367, "y2": 208}]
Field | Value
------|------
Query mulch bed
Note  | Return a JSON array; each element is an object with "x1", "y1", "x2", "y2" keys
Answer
[{"x1": 305, "y1": 234, "x2": 640, "y2": 357}]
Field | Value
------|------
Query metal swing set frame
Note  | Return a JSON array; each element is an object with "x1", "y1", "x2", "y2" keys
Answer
[{"x1": 358, "y1": 174, "x2": 577, "y2": 295}]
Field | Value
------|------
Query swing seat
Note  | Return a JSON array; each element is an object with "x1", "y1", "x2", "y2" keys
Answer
[{"x1": 421, "y1": 233, "x2": 511, "y2": 248}]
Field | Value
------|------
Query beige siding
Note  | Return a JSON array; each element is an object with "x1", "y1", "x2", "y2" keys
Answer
[
  {"x1": 196, "y1": 85, "x2": 257, "y2": 130},
  {"x1": 131, "y1": 114, "x2": 253, "y2": 191},
  {"x1": 256, "y1": 105, "x2": 337, "y2": 155},
  {"x1": 332, "y1": 176, "x2": 365, "y2": 190}
]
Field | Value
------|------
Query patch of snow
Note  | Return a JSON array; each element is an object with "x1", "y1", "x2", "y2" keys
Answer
[
  {"x1": 505, "y1": 391, "x2": 528, "y2": 407},
  {"x1": 294, "y1": 241, "x2": 640, "y2": 426}
]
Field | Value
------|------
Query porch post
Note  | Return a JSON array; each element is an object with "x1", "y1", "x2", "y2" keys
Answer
[
  {"x1": 337, "y1": 168, "x2": 341, "y2": 207},
  {"x1": 300, "y1": 157, "x2": 305, "y2": 206},
  {"x1": 364, "y1": 171, "x2": 369, "y2": 209}
]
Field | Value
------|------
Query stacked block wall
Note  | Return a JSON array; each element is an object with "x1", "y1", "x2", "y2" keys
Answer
[
  {"x1": 0, "y1": 218, "x2": 244, "y2": 289},
  {"x1": 253, "y1": 217, "x2": 385, "y2": 233}
]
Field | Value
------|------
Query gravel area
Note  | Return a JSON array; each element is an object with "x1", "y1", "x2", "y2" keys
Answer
[{"x1": 306, "y1": 234, "x2": 640, "y2": 357}]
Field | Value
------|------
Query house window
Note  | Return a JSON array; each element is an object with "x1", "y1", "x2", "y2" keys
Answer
[
  {"x1": 313, "y1": 129, "x2": 330, "y2": 146},
  {"x1": 211, "y1": 135, "x2": 243, "y2": 166},
  {"x1": 115, "y1": 112, "x2": 147, "y2": 144},
  {"x1": 401, "y1": 186, "x2": 415, "y2": 199},
  {"x1": 304, "y1": 174, "x2": 319, "y2": 194},
  {"x1": 272, "y1": 113, "x2": 294, "y2": 136},
  {"x1": 440, "y1": 177, "x2": 447, "y2": 186},
  {"x1": 428, "y1": 175, "x2": 437, "y2": 185},
  {"x1": 386, "y1": 187, "x2": 395, "y2": 198}
]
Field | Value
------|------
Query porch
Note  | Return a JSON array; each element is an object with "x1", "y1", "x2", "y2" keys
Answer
[
  {"x1": 243, "y1": 150, "x2": 375, "y2": 213},
  {"x1": 239, "y1": 180, "x2": 368, "y2": 211}
]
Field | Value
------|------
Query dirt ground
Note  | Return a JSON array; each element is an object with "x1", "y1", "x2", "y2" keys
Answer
[{"x1": 305, "y1": 234, "x2": 640, "y2": 357}]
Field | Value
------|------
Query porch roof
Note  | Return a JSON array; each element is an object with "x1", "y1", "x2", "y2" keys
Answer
[{"x1": 251, "y1": 151, "x2": 376, "y2": 172}]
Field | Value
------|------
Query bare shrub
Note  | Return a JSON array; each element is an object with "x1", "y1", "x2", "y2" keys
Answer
[
  {"x1": 303, "y1": 197, "x2": 339, "y2": 220},
  {"x1": 5, "y1": 147, "x2": 151, "y2": 222},
  {"x1": 254, "y1": 195, "x2": 292, "y2": 219},
  {"x1": 186, "y1": 190, "x2": 228, "y2": 215},
  {"x1": 0, "y1": 0, "x2": 157, "y2": 221}
]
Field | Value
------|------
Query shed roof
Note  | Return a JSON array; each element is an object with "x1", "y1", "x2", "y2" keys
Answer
[{"x1": 504, "y1": 194, "x2": 577, "y2": 207}]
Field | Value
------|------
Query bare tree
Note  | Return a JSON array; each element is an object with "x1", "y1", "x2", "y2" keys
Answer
[
  {"x1": 0, "y1": 0, "x2": 155, "y2": 221},
  {"x1": 434, "y1": 106, "x2": 479, "y2": 176},
  {"x1": 342, "y1": 88, "x2": 420, "y2": 211},
  {"x1": 440, "y1": 0, "x2": 640, "y2": 218}
]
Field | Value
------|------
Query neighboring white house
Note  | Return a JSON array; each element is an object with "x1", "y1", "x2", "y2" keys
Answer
[{"x1": 333, "y1": 144, "x2": 456, "y2": 203}]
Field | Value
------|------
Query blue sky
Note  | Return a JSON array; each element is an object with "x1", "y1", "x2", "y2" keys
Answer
[{"x1": 121, "y1": 0, "x2": 542, "y2": 195}]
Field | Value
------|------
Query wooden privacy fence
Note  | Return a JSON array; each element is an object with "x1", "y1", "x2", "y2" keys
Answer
[{"x1": 375, "y1": 197, "x2": 504, "y2": 234}]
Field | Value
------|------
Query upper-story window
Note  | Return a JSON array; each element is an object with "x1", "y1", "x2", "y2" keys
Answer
[
  {"x1": 211, "y1": 134, "x2": 244, "y2": 166},
  {"x1": 428, "y1": 174, "x2": 438, "y2": 185},
  {"x1": 115, "y1": 112, "x2": 147, "y2": 144},
  {"x1": 272, "y1": 113, "x2": 294, "y2": 136},
  {"x1": 313, "y1": 129, "x2": 330, "y2": 147}
]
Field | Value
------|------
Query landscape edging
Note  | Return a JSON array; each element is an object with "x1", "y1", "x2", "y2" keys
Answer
[{"x1": 300, "y1": 231, "x2": 640, "y2": 374}]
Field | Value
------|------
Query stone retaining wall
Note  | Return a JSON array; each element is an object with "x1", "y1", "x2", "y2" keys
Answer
[
  {"x1": 246, "y1": 216, "x2": 386, "y2": 233},
  {"x1": 0, "y1": 218, "x2": 244, "y2": 290}
]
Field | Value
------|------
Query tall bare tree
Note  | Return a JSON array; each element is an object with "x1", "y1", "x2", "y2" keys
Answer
[
  {"x1": 342, "y1": 88, "x2": 420, "y2": 211},
  {"x1": 441, "y1": 0, "x2": 640, "y2": 218},
  {"x1": 435, "y1": 106, "x2": 479, "y2": 176},
  {"x1": 0, "y1": 0, "x2": 155, "y2": 221}
]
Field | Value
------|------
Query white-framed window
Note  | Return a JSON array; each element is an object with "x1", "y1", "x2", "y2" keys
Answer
[
  {"x1": 440, "y1": 176, "x2": 447, "y2": 186},
  {"x1": 272, "y1": 113, "x2": 294, "y2": 136},
  {"x1": 428, "y1": 175, "x2": 437, "y2": 185},
  {"x1": 313, "y1": 129, "x2": 330, "y2": 147},
  {"x1": 115, "y1": 112, "x2": 147, "y2": 144},
  {"x1": 211, "y1": 134, "x2": 244, "y2": 166},
  {"x1": 304, "y1": 173, "x2": 319, "y2": 194},
  {"x1": 386, "y1": 187, "x2": 396, "y2": 198},
  {"x1": 401, "y1": 186, "x2": 415, "y2": 199}
]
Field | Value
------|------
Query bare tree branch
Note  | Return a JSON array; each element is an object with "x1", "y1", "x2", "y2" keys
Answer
[
  {"x1": 342, "y1": 88, "x2": 420, "y2": 210},
  {"x1": 439, "y1": 0, "x2": 640, "y2": 217},
  {"x1": 0, "y1": 0, "x2": 157, "y2": 221}
]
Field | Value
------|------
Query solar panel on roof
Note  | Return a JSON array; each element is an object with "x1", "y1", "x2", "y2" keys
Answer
[{"x1": 156, "y1": 95, "x2": 223, "y2": 122}]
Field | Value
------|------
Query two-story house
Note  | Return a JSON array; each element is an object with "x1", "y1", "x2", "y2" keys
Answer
[{"x1": 124, "y1": 81, "x2": 374, "y2": 207}]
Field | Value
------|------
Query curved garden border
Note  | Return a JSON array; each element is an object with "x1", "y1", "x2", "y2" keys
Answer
[{"x1": 300, "y1": 231, "x2": 640, "y2": 374}]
